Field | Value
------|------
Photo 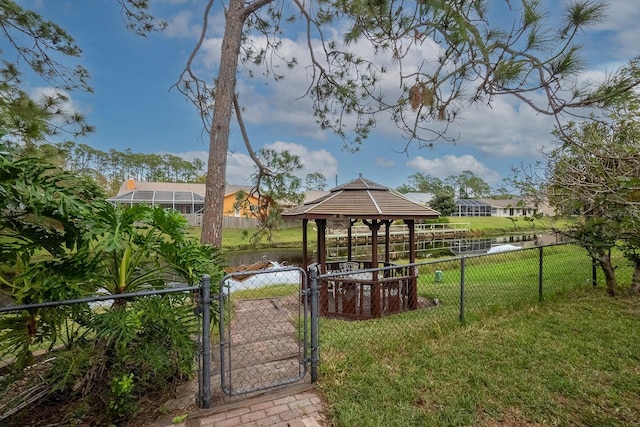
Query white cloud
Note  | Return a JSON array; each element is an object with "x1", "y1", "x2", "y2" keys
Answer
[
  {"x1": 226, "y1": 151, "x2": 255, "y2": 184},
  {"x1": 163, "y1": 5, "x2": 226, "y2": 39},
  {"x1": 171, "y1": 142, "x2": 339, "y2": 185},
  {"x1": 590, "y1": 0, "x2": 640, "y2": 58},
  {"x1": 194, "y1": 28, "x2": 448, "y2": 143},
  {"x1": 30, "y1": 87, "x2": 88, "y2": 117},
  {"x1": 162, "y1": 1, "x2": 637, "y2": 188},
  {"x1": 262, "y1": 141, "x2": 339, "y2": 180},
  {"x1": 375, "y1": 157, "x2": 396, "y2": 168},
  {"x1": 449, "y1": 97, "x2": 556, "y2": 159},
  {"x1": 407, "y1": 154, "x2": 502, "y2": 184},
  {"x1": 164, "y1": 10, "x2": 201, "y2": 38},
  {"x1": 199, "y1": 37, "x2": 223, "y2": 69}
]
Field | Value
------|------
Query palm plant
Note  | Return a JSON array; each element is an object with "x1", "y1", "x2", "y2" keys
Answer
[
  {"x1": 0, "y1": 143, "x2": 103, "y2": 372},
  {"x1": 1, "y1": 144, "x2": 224, "y2": 423},
  {"x1": 89, "y1": 203, "x2": 222, "y2": 297}
]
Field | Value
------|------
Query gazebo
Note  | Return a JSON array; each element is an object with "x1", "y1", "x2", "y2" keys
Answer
[{"x1": 282, "y1": 176, "x2": 440, "y2": 319}]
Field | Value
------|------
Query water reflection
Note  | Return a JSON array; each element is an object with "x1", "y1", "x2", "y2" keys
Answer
[
  {"x1": 222, "y1": 248, "x2": 308, "y2": 268},
  {"x1": 448, "y1": 233, "x2": 564, "y2": 255}
]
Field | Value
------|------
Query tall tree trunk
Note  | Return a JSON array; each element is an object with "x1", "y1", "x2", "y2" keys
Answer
[
  {"x1": 594, "y1": 249, "x2": 617, "y2": 296},
  {"x1": 201, "y1": 0, "x2": 246, "y2": 247},
  {"x1": 629, "y1": 262, "x2": 640, "y2": 295},
  {"x1": 600, "y1": 258, "x2": 617, "y2": 296}
]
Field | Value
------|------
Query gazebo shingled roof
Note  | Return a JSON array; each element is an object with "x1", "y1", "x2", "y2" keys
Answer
[
  {"x1": 282, "y1": 176, "x2": 440, "y2": 272},
  {"x1": 283, "y1": 176, "x2": 440, "y2": 319},
  {"x1": 282, "y1": 176, "x2": 440, "y2": 220}
]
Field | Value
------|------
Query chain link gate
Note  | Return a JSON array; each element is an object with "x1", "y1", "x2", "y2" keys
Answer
[{"x1": 217, "y1": 263, "x2": 309, "y2": 396}]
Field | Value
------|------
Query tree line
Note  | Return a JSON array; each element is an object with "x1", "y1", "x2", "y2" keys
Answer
[
  {"x1": 396, "y1": 170, "x2": 495, "y2": 216},
  {"x1": 16, "y1": 141, "x2": 207, "y2": 195},
  {"x1": 2, "y1": 1, "x2": 638, "y2": 246}
]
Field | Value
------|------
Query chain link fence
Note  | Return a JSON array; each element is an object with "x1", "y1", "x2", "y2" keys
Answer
[
  {"x1": 0, "y1": 282, "x2": 209, "y2": 426},
  {"x1": 0, "y1": 263, "x2": 310, "y2": 426},
  {"x1": 217, "y1": 264, "x2": 308, "y2": 397},
  {"x1": 0, "y1": 242, "x2": 617, "y2": 425},
  {"x1": 316, "y1": 243, "x2": 595, "y2": 356}
]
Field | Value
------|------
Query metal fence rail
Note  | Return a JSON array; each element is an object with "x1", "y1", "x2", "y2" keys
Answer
[
  {"x1": 217, "y1": 266, "x2": 308, "y2": 396},
  {"x1": 0, "y1": 279, "x2": 211, "y2": 425},
  {"x1": 0, "y1": 242, "x2": 601, "y2": 425},
  {"x1": 314, "y1": 243, "x2": 594, "y2": 352}
]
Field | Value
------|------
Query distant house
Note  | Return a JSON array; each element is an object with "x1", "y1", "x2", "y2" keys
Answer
[
  {"x1": 453, "y1": 199, "x2": 492, "y2": 217},
  {"x1": 107, "y1": 180, "x2": 333, "y2": 227},
  {"x1": 107, "y1": 179, "x2": 262, "y2": 222},
  {"x1": 453, "y1": 198, "x2": 553, "y2": 217},
  {"x1": 481, "y1": 198, "x2": 536, "y2": 217}
]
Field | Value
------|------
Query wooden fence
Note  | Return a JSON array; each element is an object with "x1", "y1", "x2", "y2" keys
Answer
[{"x1": 185, "y1": 214, "x2": 300, "y2": 229}]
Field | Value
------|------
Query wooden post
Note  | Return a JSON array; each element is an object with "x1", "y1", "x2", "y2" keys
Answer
[
  {"x1": 347, "y1": 219, "x2": 353, "y2": 261},
  {"x1": 302, "y1": 218, "x2": 308, "y2": 286},
  {"x1": 317, "y1": 219, "x2": 328, "y2": 315},
  {"x1": 407, "y1": 220, "x2": 417, "y2": 310},
  {"x1": 384, "y1": 220, "x2": 391, "y2": 266},
  {"x1": 370, "y1": 220, "x2": 381, "y2": 318}
]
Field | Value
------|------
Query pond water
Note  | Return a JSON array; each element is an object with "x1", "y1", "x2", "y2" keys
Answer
[
  {"x1": 222, "y1": 248, "x2": 308, "y2": 267},
  {"x1": 223, "y1": 232, "x2": 567, "y2": 267}
]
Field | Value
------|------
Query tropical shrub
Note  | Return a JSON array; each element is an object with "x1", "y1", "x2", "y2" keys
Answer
[{"x1": 0, "y1": 144, "x2": 224, "y2": 424}]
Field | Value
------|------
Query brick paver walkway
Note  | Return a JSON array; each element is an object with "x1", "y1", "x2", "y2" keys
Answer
[
  {"x1": 166, "y1": 383, "x2": 326, "y2": 427},
  {"x1": 151, "y1": 292, "x2": 327, "y2": 427}
]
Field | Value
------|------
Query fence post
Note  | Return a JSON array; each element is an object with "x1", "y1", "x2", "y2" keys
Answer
[
  {"x1": 459, "y1": 257, "x2": 465, "y2": 324},
  {"x1": 592, "y1": 258, "x2": 597, "y2": 288},
  {"x1": 198, "y1": 275, "x2": 211, "y2": 409},
  {"x1": 309, "y1": 264, "x2": 320, "y2": 383},
  {"x1": 538, "y1": 246, "x2": 544, "y2": 302}
]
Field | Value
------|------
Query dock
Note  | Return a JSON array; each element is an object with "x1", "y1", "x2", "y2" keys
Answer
[{"x1": 326, "y1": 223, "x2": 470, "y2": 260}]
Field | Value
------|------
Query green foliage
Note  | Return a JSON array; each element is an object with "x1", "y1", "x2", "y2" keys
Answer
[
  {"x1": 0, "y1": 3, "x2": 220, "y2": 423},
  {"x1": 304, "y1": 0, "x2": 633, "y2": 149},
  {"x1": 304, "y1": 172, "x2": 328, "y2": 191},
  {"x1": 132, "y1": 295, "x2": 198, "y2": 378},
  {"x1": 90, "y1": 294, "x2": 198, "y2": 393},
  {"x1": 454, "y1": 170, "x2": 491, "y2": 198},
  {"x1": 548, "y1": 100, "x2": 640, "y2": 294},
  {"x1": 0, "y1": 143, "x2": 104, "y2": 370},
  {"x1": 58, "y1": 142, "x2": 207, "y2": 195},
  {"x1": 400, "y1": 171, "x2": 490, "y2": 199},
  {"x1": 1, "y1": 146, "x2": 223, "y2": 423},
  {"x1": 248, "y1": 148, "x2": 305, "y2": 244},
  {"x1": 107, "y1": 373, "x2": 137, "y2": 420},
  {"x1": 429, "y1": 194, "x2": 456, "y2": 216},
  {"x1": 116, "y1": 0, "x2": 167, "y2": 36},
  {"x1": 87, "y1": 203, "x2": 223, "y2": 295},
  {"x1": 0, "y1": 143, "x2": 104, "y2": 263},
  {"x1": 172, "y1": 414, "x2": 188, "y2": 424},
  {"x1": 0, "y1": 1, "x2": 93, "y2": 141}
]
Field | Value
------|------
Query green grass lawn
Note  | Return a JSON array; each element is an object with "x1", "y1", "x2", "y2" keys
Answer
[
  {"x1": 193, "y1": 216, "x2": 575, "y2": 251},
  {"x1": 314, "y1": 245, "x2": 640, "y2": 426},
  {"x1": 217, "y1": 243, "x2": 638, "y2": 426},
  {"x1": 318, "y1": 286, "x2": 640, "y2": 426},
  {"x1": 190, "y1": 222, "x2": 315, "y2": 250},
  {"x1": 452, "y1": 216, "x2": 574, "y2": 234}
]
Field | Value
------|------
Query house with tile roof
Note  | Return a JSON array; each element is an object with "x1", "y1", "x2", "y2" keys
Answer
[{"x1": 107, "y1": 179, "x2": 263, "y2": 225}]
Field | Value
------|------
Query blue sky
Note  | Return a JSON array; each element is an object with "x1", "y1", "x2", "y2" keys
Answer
[{"x1": 18, "y1": 0, "x2": 640, "y2": 190}]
